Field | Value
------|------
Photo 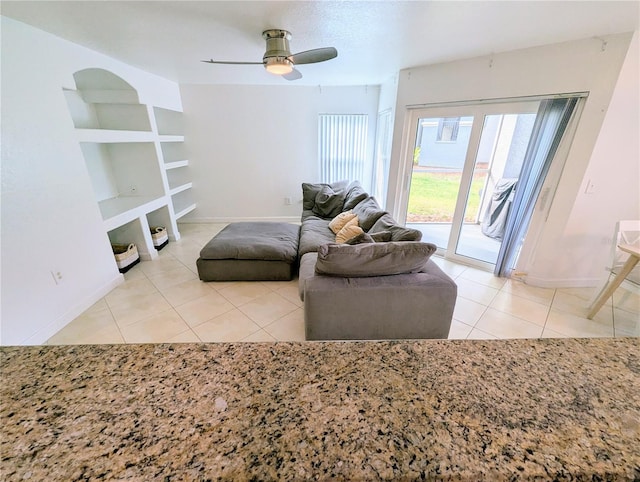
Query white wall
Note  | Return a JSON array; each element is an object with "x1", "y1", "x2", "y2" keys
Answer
[
  {"x1": 378, "y1": 74, "x2": 399, "y2": 115},
  {"x1": 532, "y1": 31, "x2": 639, "y2": 285},
  {"x1": 179, "y1": 84, "x2": 380, "y2": 222},
  {"x1": 1, "y1": 17, "x2": 183, "y2": 345},
  {"x1": 387, "y1": 32, "x2": 635, "y2": 287}
]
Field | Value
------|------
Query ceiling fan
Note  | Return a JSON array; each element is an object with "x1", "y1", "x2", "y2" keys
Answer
[{"x1": 202, "y1": 29, "x2": 338, "y2": 81}]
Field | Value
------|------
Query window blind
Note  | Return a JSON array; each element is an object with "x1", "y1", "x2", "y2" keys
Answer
[{"x1": 318, "y1": 114, "x2": 368, "y2": 183}]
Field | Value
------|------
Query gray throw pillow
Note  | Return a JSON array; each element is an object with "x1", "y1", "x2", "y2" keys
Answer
[
  {"x1": 302, "y1": 180, "x2": 348, "y2": 211},
  {"x1": 343, "y1": 181, "x2": 369, "y2": 211},
  {"x1": 315, "y1": 242, "x2": 437, "y2": 277},
  {"x1": 345, "y1": 232, "x2": 374, "y2": 245},
  {"x1": 352, "y1": 196, "x2": 387, "y2": 231},
  {"x1": 369, "y1": 214, "x2": 423, "y2": 241},
  {"x1": 313, "y1": 185, "x2": 346, "y2": 218},
  {"x1": 346, "y1": 231, "x2": 391, "y2": 244},
  {"x1": 302, "y1": 183, "x2": 323, "y2": 211},
  {"x1": 370, "y1": 230, "x2": 392, "y2": 242}
]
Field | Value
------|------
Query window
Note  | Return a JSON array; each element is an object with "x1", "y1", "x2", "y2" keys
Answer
[
  {"x1": 318, "y1": 114, "x2": 368, "y2": 183},
  {"x1": 437, "y1": 117, "x2": 460, "y2": 142}
]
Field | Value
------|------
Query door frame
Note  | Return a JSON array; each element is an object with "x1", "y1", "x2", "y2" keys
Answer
[{"x1": 395, "y1": 100, "x2": 540, "y2": 269}]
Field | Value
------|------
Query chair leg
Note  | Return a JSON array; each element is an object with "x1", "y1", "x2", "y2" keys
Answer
[
  {"x1": 588, "y1": 256, "x2": 640, "y2": 319},
  {"x1": 589, "y1": 271, "x2": 613, "y2": 306}
]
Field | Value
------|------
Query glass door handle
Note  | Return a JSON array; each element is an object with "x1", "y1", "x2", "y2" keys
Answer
[{"x1": 539, "y1": 187, "x2": 551, "y2": 211}]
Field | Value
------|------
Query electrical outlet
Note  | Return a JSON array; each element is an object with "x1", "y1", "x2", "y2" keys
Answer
[
  {"x1": 284, "y1": 196, "x2": 292, "y2": 205},
  {"x1": 51, "y1": 270, "x2": 64, "y2": 285}
]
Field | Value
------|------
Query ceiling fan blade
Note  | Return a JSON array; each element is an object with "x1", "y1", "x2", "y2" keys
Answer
[
  {"x1": 289, "y1": 47, "x2": 337, "y2": 65},
  {"x1": 201, "y1": 59, "x2": 264, "y2": 65},
  {"x1": 282, "y1": 68, "x2": 303, "y2": 81}
]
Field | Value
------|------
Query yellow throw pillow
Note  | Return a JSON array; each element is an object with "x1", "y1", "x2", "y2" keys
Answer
[
  {"x1": 335, "y1": 217, "x2": 363, "y2": 243},
  {"x1": 329, "y1": 211, "x2": 357, "y2": 234}
]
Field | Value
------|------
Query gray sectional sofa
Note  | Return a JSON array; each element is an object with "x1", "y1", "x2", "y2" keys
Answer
[{"x1": 297, "y1": 180, "x2": 457, "y2": 340}]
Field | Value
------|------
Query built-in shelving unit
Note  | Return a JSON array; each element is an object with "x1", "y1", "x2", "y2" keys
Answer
[
  {"x1": 65, "y1": 68, "x2": 195, "y2": 263},
  {"x1": 171, "y1": 189, "x2": 197, "y2": 220},
  {"x1": 75, "y1": 129, "x2": 156, "y2": 143}
]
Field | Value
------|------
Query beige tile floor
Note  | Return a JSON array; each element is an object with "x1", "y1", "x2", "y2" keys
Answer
[{"x1": 47, "y1": 223, "x2": 640, "y2": 345}]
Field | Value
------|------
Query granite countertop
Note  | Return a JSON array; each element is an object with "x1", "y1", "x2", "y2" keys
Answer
[{"x1": 1, "y1": 338, "x2": 639, "y2": 481}]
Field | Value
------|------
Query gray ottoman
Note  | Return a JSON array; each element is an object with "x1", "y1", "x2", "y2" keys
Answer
[{"x1": 197, "y1": 222, "x2": 300, "y2": 281}]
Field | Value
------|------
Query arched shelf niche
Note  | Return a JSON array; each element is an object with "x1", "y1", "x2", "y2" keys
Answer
[{"x1": 64, "y1": 68, "x2": 151, "y2": 131}]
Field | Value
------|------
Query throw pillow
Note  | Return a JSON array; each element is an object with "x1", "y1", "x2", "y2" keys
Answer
[
  {"x1": 314, "y1": 185, "x2": 347, "y2": 218},
  {"x1": 370, "y1": 230, "x2": 393, "y2": 242},
  {"x1": 302, "y1": 180, "x2": 348, "y2": 212},
  {"x1": 343, "y1": 181, "x2": 369, "y2": 211},
  {"x1": 369, "y1": 214, "x2": 423, "y2": 241},
  {"x1": 352, "y1": 196, "x2": 387, "y2": 231},
  {"x1": 315, "y1": 242, "x2": 437, "y2": 277},
  {"x1": 345, "y1": 232, "x2": 375, "y2": 245},
  {"x1": 329, "y1": 210, "x2": 357, "y2": 234},
  {"x1": 335, "y1": 217, "x2": 363, "y2": 243}
]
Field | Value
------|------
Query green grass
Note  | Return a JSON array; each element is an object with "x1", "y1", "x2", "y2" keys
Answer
[{"x1": 407, "y1": 171, "x2": 485, "y2": 223}]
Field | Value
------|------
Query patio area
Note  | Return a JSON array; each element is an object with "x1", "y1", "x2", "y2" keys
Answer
[{"x1": 407, "y1": 222, "x2": 502, "y2": 265}]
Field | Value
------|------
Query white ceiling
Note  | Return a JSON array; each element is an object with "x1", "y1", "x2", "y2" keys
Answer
[{"x1": 2, "y1": 1, "x2": 638, "y2": 86}]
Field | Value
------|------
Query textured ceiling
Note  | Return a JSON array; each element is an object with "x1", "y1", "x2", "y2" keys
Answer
[{"x1": 2, "y1": 1, "x2": 638, "y2": 86}]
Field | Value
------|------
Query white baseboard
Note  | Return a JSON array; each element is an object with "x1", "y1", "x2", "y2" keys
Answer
[
  {"x1": 518, "y1": 274, "x2": 601, "y2": 289},
  {"x1": 21, "y1": 274, "x2": 125, "y2": 346},
  {"x1": 179, "y1": 216, "x2": 300, "y2": 224}
]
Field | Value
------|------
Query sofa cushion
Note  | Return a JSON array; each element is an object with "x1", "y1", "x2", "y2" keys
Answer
[
  {"x1": 369, "y1": 214, "x2": 423, "y2": 242},
  {"x1": 343, "y1": 181, "x2": 369, "y2": 211},
  {"x1": 302, "y1": 180, "x2": 348, "y2": 213},
  {"x1": 335, "y1": 217, "x2": 363, "y2": 243},
  {"x1": 298, "y1": 216, "x2": 336, "y2": 257},
  {"x1": 352, "y1": 197, "x2": 387, "y2": 231},
  {"x1": 329, "y1": 210, "x2": 357, "y2": 234},
  {"x1": 315, "y1": 241, "x2": 437, "y2": 277}
]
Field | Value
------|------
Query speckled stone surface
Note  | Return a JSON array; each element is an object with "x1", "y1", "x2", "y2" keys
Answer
[{"x1": 1, "y1": 338, "x2": 639, "y2": 481}]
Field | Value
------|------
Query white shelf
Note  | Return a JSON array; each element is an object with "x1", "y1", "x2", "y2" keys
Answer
[
  {"x1": 76, "y1": 128, "x2": 154, "y2": 143},
  {"x1": 175, "y1": 203, "x2": 196, "y2": 219},
  {"x1": 80, "y1": 89, "x2": 140, "y2": 104},
  {"x1": 165, "y1": 160, "x2": 189, "y2": 170},
  {"x1": 159, "y1": 135, "x2": 184, "y2": 142},
  {"x1": 99, "y1": 195, "x2": 168, "y2": 231},
  {"x1": 169, "y1": 182, "x2": 192, "y2": 196}
]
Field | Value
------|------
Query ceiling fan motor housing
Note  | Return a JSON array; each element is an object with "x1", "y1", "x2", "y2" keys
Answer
[
  {"x1": 262, "y1": 29, "x2": 292, "y2": 61},
  {"x1": 201, "y1": 28, "x2": 335, "y2": 80}
]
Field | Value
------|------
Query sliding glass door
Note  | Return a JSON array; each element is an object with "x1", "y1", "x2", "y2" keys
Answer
[
  {"x1": 405, "y1": 114, "x2": 476, "y2": 250},
  {"x1": 455, "y1": 110, "x2": 538, "y2": 264},
  {"x1": 402, "y1": 101, "x2": 541, "y2": 269}
]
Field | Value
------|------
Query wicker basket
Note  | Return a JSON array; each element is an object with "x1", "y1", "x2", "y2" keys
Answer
[
  {"x1": 112, "y1": 243, "x2": 140, "y2": 273},
  {"x1": 150, "y1": 226, "x2": 169, "y2": 250}
]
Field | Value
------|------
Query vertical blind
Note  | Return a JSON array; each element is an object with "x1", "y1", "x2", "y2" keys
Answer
[
  {"x1": 318, "y1": 114, "x2": 368, "y2": 183},
  {"x1": 495, "y1": 97, "x2": 578, "y2": 277}
]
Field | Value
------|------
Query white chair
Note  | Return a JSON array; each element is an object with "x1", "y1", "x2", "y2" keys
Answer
[{"x1": 588, "y1": 220, "x2": 640, "y2": 318}]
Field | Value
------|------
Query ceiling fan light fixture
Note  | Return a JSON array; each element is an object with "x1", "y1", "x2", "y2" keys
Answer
[
  {"x1": 203, "y1": 28, "x2": 336, "y2": 82},
  {"x1": 264, "y1": 57, "x2": 293, "y2": 75}
]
